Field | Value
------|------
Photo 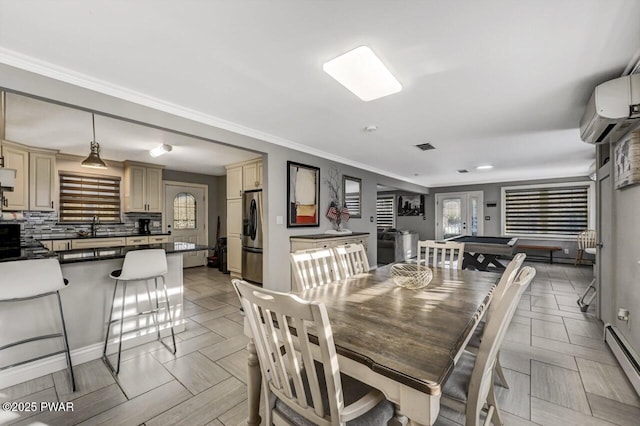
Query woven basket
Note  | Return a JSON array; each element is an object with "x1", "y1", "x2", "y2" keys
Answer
[{"x1": 390, "y1": 263, "x2": 433, "y2": 289}]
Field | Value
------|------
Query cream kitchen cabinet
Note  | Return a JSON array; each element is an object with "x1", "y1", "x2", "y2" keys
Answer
[
  {"x1": 226, "y1": 165, "x2": 243, "y2": 200},
  {"x1": 29, "y1": 152, "x2": 56, "y2": 211},
  {"x1": 226, "y1": 198, "x2": 243, "y2": 276},
  {"x1": 1, "y1": 141, "x2": 29, "y2": 211},
  {"x1": 148, "y1": 235, "x2": 169, "y2": 244},
  {"x1": 71, "y1": 237, "x2": 127, "y2": 249},
  {"x1": 123, "y1": 162, "x2": 163, "y2": 213},
  {"x1": 52, "y1": 240, "x2": 72, "y2": 251},
  {"x1": 242, "y1": 160, "x2": 262, "y2": 191},
  {"x1": 125, "y1": 236, "x2": 149, "y2": 246}
]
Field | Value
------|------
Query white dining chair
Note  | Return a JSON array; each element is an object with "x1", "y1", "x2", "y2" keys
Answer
[
  {"x1": 465, "y1": 253, "x2": 527, "y2": 388},
  {"x1": 0, "y1": 258, "x2": 76, "y2": 391},
  {"x1": 290, "y1": 248, "x2": 341, "y2": 292},
  {"x1": 232, "y1": 279, "x2": 394, "y2": 426},
  {"x1": 417, "y1": 240, "x2": 465, "y2": 270},
  {"x1": 575, "y1": 229, "x2": 597, "y2": 265},
  {"x1": 441, "y1": 266, "x2": 536, "y2": 426},
  {"x1": 333, "y1": 243, "x2": 370, "y2": 278}
]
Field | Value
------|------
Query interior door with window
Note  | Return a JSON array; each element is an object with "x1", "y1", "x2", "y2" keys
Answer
[
  {"x1": 435, "y1": 191, "x2": 483, "y2": 240},
  {"x1": 164, "y1": 183, "x2": 207, "y2": 268}
]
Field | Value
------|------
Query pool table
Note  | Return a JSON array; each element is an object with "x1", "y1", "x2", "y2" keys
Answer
[{"x1": 446, "y1": 235, "x2": 519, "y2": 271}]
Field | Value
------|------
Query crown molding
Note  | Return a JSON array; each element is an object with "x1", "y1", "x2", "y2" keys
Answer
[{"x1": 0, "y1": 47, "x2": 419, "y2": 186}]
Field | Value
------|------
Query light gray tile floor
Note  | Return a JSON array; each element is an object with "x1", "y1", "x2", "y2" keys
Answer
[{"x1": 1, "y1": 262, "x2": 638, "y2": 425}]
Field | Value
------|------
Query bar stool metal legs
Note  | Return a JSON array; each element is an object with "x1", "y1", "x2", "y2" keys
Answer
[{"x1": 102, "y1": 276, "x2": 177, "y2": 375}]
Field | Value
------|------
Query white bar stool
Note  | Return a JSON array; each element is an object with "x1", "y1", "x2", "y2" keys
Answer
[
  {"x1": 0, "y1": 258, "x2": 76, "y2": 391},
  {"x1": 102, "y1": 249, "x2": 176, "y2": 375}
]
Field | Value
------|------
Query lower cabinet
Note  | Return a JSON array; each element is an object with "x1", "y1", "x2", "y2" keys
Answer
[
  {"x1": 290, "y1": 234, "x2": 369, "y2": 252},
  {"x1": 52, "y1": 240, "x2": 72, "y2": 251},
  {"x1": 71, "y1": 237, "x2": 127, "y2": 250},
  {"x1": 227, "y1": 235, "x2": 242, "y2": 275},
  {"x1": 125, "y1": 236, "x2": 149, "y2": 246},
  {"x1": 148, "y1": 235, "x2": 169, "y2": 244}
]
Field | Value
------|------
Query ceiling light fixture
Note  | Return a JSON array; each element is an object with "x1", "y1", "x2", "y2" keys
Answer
[
  {"x1": 323, "y1": 46, "x2": 402, "y2": 101},
  {"x1": 476, "y1": 165, "x2": 494, "y2": 170},
  {"x1": 81, "y1": 114, "x2": 108, "y2": 169},
  {"x1": 149, "y1": 144, "x2": 173, "y2": 157}
]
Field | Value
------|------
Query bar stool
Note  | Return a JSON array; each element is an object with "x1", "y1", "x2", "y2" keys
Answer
[
  {"x1": 0, "y1": 258, "x2": 76, "y2": 391},
  {"x1": 102, "y1": 249, "x2": 176, "y2": 375}
]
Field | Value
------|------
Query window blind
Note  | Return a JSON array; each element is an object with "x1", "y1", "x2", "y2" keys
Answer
[
  {"x1": 504, "y1": 185, "x2": 589, "y2": 236},
  {"x1": 59, "y1": 173, "x2": 121, "y2": 222},
  {"x1": 376, "y1": 195, "x2": 395, "y2": 229},
  {"x1": 345, "y1": 192, "x2": 360, "y2": 215}
]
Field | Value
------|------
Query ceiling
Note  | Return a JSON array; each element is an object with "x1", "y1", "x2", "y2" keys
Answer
[
  {"x1": 3, "y1": 93, "x2": 260, "y2": 176},
  {"x1": 1, "y1": 1, "x2": 639, "y2": 187}
]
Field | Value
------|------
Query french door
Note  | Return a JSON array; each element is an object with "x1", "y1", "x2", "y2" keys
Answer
[{"x1": 435, "y1": 191, "x2": 484, "y2": 240}]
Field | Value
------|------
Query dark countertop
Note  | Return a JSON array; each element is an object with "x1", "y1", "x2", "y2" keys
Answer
[
  {"x1": 290, "y1": 232, "x2": 369, "y2": 240},
  {"x1": 0, "y1": 242, "x2": 210, "y2": 264},
  {"x1": 37, "y1": 232, "x2": 171, "y2": 241}
]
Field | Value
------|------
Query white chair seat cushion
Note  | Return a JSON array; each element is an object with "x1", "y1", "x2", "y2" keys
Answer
[
  {"x1": 274, "y1": 362, "x2": 394, "y2": 425},
  {"x1": 443, "y1": 350, "x2": 476, "y2": 403},
  {"x1": 467, "y1": 320, "x2": 485, "y2": 349},
  {"x1": 0, "y1": 258, "x2": 66, "y2": 299}
]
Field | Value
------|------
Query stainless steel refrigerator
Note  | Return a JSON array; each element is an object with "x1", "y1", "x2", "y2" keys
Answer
[{"x1": 242, "y1": 189, "x2": 263, "y2": 284}]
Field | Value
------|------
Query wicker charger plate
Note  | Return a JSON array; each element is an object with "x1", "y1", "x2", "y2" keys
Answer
[{"x1": 390, "y1": 263, "x2": 433, "y2": 289}]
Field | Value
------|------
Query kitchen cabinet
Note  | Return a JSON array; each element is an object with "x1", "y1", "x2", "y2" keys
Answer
[
  {"x1": 52, "y1": 240, "x2": 72, "y2": 251},
  {"x1": 123, "y1": 162, "x2": 164, "y2": 213},
  {"x1": 40, "y1": 241, "x2": 53, "y2": 251},
  {"x1": 29, "y1": 152, "x2": 56, "y2": 211},
  {"x1": 125, "y1": 236, "x2": 149, "y2": 246},
  {"x1": 226, "y1": 198, "x2": 242, "y2": 275},
  {"x1": 226, "y1": 165, "x2": 243, "y2": 200},
  {"x1": 1, "y1": 141, "x2": 29, "y2": 211},
  {"x1": 148, "y1": 235, "x2": 169, "y2": 243},
  {"x1": 71, "y1": 237, "x2": 127, "y2": 249},
  {"x1": 290, "y1": 233, "x2": 370, "y2": 252},
  {"x1": 242, "y1": 160, "x2": 263, "y2": 191}
]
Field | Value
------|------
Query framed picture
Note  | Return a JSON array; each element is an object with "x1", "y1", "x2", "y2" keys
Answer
[
  {"x1": 614, "y1": 134, "x2": 640, "y2": 189},
  {"x1": 397, "y1": 194, "x2": 425, "y2": 216},
  {"x1": 287, "y1": 161, "x2": 320, "y2": 227}
]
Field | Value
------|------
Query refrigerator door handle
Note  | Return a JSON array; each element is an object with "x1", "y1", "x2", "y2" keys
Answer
[{"x1": 242, "y1": 246, "x2": 263, "y2": 254}]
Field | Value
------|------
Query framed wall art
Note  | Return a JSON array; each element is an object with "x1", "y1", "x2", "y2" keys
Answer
[
  {"x1": 614, "y1": 133, "x2": 640, "y2": 189},
  {"x1": 287, "y1": 161, "x2": 320, "y2": 227}
]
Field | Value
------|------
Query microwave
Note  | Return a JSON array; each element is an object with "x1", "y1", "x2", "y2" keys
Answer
[{"x1": 0, "y1": 223, "x2": 20, "y2": 246}]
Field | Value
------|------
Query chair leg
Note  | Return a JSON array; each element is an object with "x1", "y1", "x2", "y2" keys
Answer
[
  {"x1": 103, "y1": 281, "x2": 127, "y2": 375},
  {"x1": 575, "y1": 250, "x2": 583, "y2": 266},
  {"x1": 102, "y1": 279, "x2": 119, "y2": 374},
  {"x1": 55, "y1": 291, "x2": 76, "y2": 392},
  {"x1": 158, "y1": 276, "x2": 177, "y2": 354},
  {"x1": 146, "y1": 279, "x2": 161, "y2": 340},
  {"x1": 487, "y1": 382, "x2": 503, "y2": 426},
  {"x1": 494, "y1": 356, "x2": 509, "y2": 389}
]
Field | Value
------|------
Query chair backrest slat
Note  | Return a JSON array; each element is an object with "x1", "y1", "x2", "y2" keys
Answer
[
  {"x1": 417, "y1": 240, "x2": 465, "y2": 270},
  {"x1": 333, "y1": 243, "x2": 370, "y2": 278},
  {"x1": 233, "y1": 279, "x2": 343, "y2": 425},
  {"x1": 577, "y1": 230, "x2": 597, "y2": 249},
  {"x1": 290, "y1": 248, "x2": 341, "y2": 291},
  {"x1": 487, "y1": 253, "x2": 526, "y2": 319}
]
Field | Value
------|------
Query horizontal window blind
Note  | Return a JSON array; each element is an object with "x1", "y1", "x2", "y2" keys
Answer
[
  {"x1": 59, "y1": 173, "x2": 121, "y2": 222},
  {"x1": 376, "y1": 195, "x2": 395, "y2": 229},
  {"x1": 504, "y1": 185, "x2": 589, "y2": 236},
  {"x1": 345, "y1": 192, "x2": 360, "y2": 215}
]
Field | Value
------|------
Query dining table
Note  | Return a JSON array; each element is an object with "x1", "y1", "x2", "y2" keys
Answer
[{"x1": 243, "y1": 263, "x2": 499, "y2": 426}]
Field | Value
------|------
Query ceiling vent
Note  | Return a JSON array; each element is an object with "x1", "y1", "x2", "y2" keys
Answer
[
  {"x1": 457, "y1": 169, "x2": 469, "y2": 173},
  {"x1": 415, "y1": 143, "x2": 435, "y2": 151}
]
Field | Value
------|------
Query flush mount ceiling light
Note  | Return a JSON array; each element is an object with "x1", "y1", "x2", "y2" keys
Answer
[
  {"x1": 81, "y1": 114, "x2": 108, "y2": 169},
  {"x1": 476, "y1": 165, "x2": 494, "y2": 170},
  {"x1": 323, "y1": 46, "x2": 402, "y2": 101},
  {"x1": 149, "y1": 144, "x2": 173, "y2": 157}
]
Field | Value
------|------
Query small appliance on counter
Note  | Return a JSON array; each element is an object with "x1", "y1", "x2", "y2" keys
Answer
[{"x1": 138, "y1": 218, "x2": 151, "y2": 234}]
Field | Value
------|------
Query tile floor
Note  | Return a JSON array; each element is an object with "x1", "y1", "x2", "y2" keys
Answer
[{"x1": 0, "y1": 262, "x2": 638, "y2": 425}]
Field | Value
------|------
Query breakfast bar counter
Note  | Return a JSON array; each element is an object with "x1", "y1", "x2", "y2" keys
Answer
[{"x1": 0, "y1": 242, "x2": 209, "y2": 389}]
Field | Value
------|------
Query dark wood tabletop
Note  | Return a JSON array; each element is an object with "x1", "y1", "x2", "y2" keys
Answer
[{"x1": 294, "y1": 263, "x2": 498, "y2": 395}]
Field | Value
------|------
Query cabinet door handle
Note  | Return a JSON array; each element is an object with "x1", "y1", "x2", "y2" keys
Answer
[{"x1": 51, "y1": 201, "x2": 54, "y2": 208}]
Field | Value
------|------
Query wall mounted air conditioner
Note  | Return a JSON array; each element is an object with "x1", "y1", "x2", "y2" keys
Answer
[{"x1": 580, "y1": 73, "x2": 640, "y2": 144}]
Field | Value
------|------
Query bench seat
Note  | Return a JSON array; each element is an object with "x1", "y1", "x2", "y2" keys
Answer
[{"x1": 517, "y1": 244, "x2": 562, "y2": 264}]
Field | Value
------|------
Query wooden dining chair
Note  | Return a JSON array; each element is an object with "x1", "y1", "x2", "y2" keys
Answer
[
  {"x1": 441, "y1": 266, "x2": 536, "y2": 426},
  {"x1": 465, "y1": 253, "x2": 527, "y2": 389},
  {"x1": 232, "y1": 279, "x2": 394, "y2": 426},
  {"x1": 290, "y1": 248, "x2": 341, "y2": 292},
  {"x1": 417, "y1": 240, "x2": 465, "y2": 270},
  {"x1": 575, "y1": 229, "x2": 597, "y2": 265},
  {"x1": 333, "y1": 243, "x2": 370, "y2": 278}
]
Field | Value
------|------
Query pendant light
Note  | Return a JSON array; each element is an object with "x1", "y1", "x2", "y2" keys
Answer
[{"x1": 81, "y1": 113, "x2": 108, "y2": 169}]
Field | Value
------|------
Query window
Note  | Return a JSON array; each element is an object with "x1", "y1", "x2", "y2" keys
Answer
[
  {"x1": 59, "y1": 173, "x2": 121, "y2": 222},
  {"x1": 502, "y1": 182, "x2": 594, "y2": 238},
  {"x1": 376, "y1": 195, "x2": 395, "y2": 229},
  {"x1": 173, "y1": 192, "x2": 196, "y2": 229}
]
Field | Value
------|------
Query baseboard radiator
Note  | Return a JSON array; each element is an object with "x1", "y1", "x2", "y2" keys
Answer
[{"x1": 604, "y1": 324, "x2": 640, "y2": 395}]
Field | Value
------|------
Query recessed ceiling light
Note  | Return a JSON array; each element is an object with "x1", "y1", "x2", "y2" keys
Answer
[
  {"x1": 476, "y1": 165, "x2": 494, "y2": 170},
  {"x1": 364, "y1": 125, "x2": 378, "y2": 132},
  {"x1": 150, "y1": 144, "x2": 172, "y2": 157},
  {"x1": 323, "y1": 46, "x2": 402, "y2": 101}
]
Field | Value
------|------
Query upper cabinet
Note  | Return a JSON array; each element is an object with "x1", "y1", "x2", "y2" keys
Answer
[
  {"x1": 226, "y1": 165, "x2": 243, "y2": 200},
  {"x1": 123, "y1": 162, "x2": 163, "y2": 213},
  {"x1": 2, "y1": 141, "x2": 29, "y2": 211},
  {"x1": 226, "y1": 158, "x2": 263, "y2": 200},
  {"x1": 242, "y1": 160, "x2": 263, "y2": 191},
  {"x1": 29, "y1": 151, "x2": 56, "y2": 211}
]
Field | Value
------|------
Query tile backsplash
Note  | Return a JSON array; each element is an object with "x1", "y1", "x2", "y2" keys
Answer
[{"x1": 0, "y1": 211, "x2": 163, "y2": 243}]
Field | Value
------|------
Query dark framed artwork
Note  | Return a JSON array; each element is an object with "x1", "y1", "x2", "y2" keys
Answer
[
  {"x1": 287, "y1": 161, "x2": 320, "y2": 227},
  {"x1": 397, "y1": 194, "x2": 425, "y2": 216}
]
